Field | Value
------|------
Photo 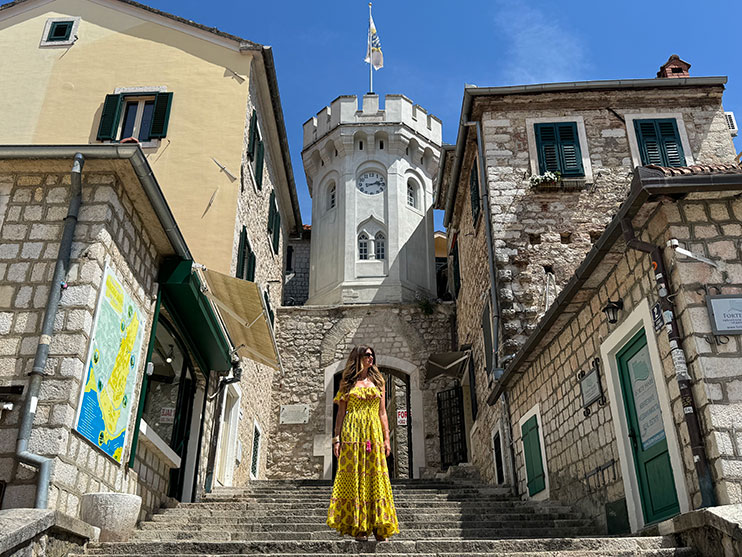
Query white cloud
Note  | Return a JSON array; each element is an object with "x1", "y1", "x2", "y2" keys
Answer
[{"x1": 495, "y1": 1, "x2": 590, "y2": 85}]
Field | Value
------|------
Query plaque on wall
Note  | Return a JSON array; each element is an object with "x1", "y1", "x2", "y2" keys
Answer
[
  {"x1": 577, "y1": 358, "x2": 606, "y2": 417},
  {"x1": 280, "y1": 404, "x2": 309, "y2": 424},
  {"x1": 706, "y1": 295, "x2": 742, "y2": 335}
]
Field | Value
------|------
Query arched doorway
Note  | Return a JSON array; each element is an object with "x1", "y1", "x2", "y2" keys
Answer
[{"x1": 330, "y1": 367, "x2": 413, "y2": 479}]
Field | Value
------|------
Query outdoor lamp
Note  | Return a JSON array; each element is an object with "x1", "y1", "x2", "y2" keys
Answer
[
  {"x1": 165, "y1": 344, "x2": 174, "y2": 364},
  {"x1": 602, "y1": 299, "x2": 624, "y2": 324}
]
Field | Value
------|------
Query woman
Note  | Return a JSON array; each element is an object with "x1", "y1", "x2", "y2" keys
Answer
[{"x1": 327, "y1": 345, "x2": 399, "y2": 542}]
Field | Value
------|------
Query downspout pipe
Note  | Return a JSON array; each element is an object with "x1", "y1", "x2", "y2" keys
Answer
[
  {"x1": 16, "y1": 152, "x2": 85, "y2": 509},
  {"x1": 620, "y1": 216, "x2": 717, "y2": 509}
]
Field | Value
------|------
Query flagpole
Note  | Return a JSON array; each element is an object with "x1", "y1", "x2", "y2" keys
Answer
[{"x1": 368, "y1": 2, "x2": 373, "y2": 93}]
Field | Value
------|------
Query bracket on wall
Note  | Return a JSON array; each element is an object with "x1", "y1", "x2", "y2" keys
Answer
[{"x1": 577, "y1": 358, "x2": 606, "y2": 417}]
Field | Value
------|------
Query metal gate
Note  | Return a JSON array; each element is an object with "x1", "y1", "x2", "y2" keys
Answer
[{"x1": 437, "y1": 385, "x2": 467, "y2": 468}]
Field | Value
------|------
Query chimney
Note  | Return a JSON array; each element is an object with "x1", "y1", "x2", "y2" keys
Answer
[{"x1": 657, "y1": 55, "x2": 691, "y2": 78}]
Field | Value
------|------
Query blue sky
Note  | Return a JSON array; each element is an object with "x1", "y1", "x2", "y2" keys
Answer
[{"x1": 145, "y1": 0, "x2": 740, "y2": 230}]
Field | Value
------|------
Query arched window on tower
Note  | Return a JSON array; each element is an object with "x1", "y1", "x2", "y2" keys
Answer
[
  {"x1": 358, "y1": 232, "x2": 369, "y2": 260},
  {"x1": 327, "y1": 183, "x2": 336, "y2": 211},
  {"x1": 407, "y1": 180, "x2": 418, "y2": 208},
  {"x1": 375, "y1": 232, "x2": 386, "y2": 260}
]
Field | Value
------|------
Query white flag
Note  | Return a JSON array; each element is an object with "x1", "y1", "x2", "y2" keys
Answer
[{"x1": 364, "y1": 13, "x2": 383, "y2": 70}]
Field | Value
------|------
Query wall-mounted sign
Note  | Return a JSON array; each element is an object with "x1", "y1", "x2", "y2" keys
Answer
[
  {"x1": 74, "y1": 263, "x2": 145, "y2": 463},
  {"x1": 279, "y1": 404, "x2": 309, "y2": 424},
  {"x1": 160, "y1": 407, "x2": 175, "y2": 424},
  {"x1": 578, "y1": 358, "x2": 606, "y2": 417},
  {"x1": 707, "y1": 295, "x2": 742, "y2": 335},
  {"x1": 397, "y1": 409, "x2": 407, "y2": 426},
  {"x1": 651, "y1": 302, "x2": 664, "y2": 332}
]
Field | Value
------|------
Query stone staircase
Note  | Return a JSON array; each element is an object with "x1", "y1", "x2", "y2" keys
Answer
[{"x1": 73, "y1": 479, "x2": 694, "y2": 556}]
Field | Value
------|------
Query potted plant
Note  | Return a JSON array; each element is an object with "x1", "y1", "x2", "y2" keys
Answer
[{"x1": 529, "y1": 170, "x2": 562, "y2": 188}]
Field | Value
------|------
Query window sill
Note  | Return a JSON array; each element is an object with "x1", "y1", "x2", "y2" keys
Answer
[
  {"x1": 138, "y1": 419, "x2": 181, "y2": 469},
  {"x1": 529, "y1": 178, "x2": 588, "y2": 192}
]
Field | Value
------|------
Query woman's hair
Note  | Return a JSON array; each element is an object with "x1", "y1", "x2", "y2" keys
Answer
[{"x1": 337, "y1": 345, "x2": 385, "y2": 396}]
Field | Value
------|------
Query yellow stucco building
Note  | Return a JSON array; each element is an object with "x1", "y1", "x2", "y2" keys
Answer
[{"x1": 0, "y1": 0, "x2": 300, "y2": 274}]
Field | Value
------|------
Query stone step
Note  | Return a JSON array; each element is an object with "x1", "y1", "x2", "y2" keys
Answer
[
  {"x1": 203, "y1": 492, "x2": 515, "y2": 502},
  {"x1": 164, "y1": 500, "x2": 574, "y2": 511},
  {"x1": 68, "y1": 544, "x2": 697, "y2": 557},
  {"x1": 141, "y1": 514, "x2": 587, "y2": 529},
  {"x1": 82, "y1": 536, "x2": 679, "y2": 554},
  {"x1": 130, "y1": 525, "x2": 597, "y2": 541}
]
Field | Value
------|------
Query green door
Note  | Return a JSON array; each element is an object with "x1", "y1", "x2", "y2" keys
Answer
[{"x1": 616, "y1": 329, "x2": 680, "y2": 524}]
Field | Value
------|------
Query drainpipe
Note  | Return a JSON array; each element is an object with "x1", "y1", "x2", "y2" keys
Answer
[
  {"x1": 464, "y1": 121, "x2": 501, "y2": 370},
  {"x1": 16, "y1": 153, "x2": 85, "y2": 509},
  {"x1": 621, "y1": 216, "x2": 716, "y2": 509}
]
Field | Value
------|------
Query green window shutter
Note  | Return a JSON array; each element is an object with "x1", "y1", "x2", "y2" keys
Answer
[
  {"x1": 97, "y1": 94, "x2": 123, "y2": 141},
  {"x1": 248, "y1": 110, "x2": 258, "y2": 159},
  {"x1": 635, "y1": 120, "x2": 664, "y2": 166},
  {"x1": 263, "y1": 291, "x2": 275, "y2": 326},
  {"x1": 255, "y1": 140, "x2": 265, "y2": 189},
  {"x1": 247, "y1": 251, "x2": 256, "y2": 282},
  {"x1": 522, "y1": 415, "x2": 546, "y2": 496},
  {"x1": 556, "y1": 123, "x2": 584, "y2": 176},
  {"x1": 482, "y1": 302, "x2": 493, "y2": 377},
  {"x1": 657, "y1": 119, "x2": 685, "y2": 167},
  {"x1": 469, "y1": 161, "x2": 480, "y2": 224},
  {"x1": 451, "y1": 239, "x2": 461, "y2": 298},
  {"x1": 535, "y1": 123, "x2": 559, "y2": 174},
  {"x1": 149, "y1": 92, "x2": 173, "y2": 138},
  {"x1": 236, "y1": 226, "x2": 246, "y2": 279},
  {"x1": 268, "y1": 191, "x2": 276, "y2": 233},
  {"x1": 272, "y1": 210, "x2": 281, "y2": 254}
]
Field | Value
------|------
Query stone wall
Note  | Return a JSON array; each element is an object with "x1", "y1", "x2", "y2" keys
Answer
[
  {"x1": 284, "y1": 235, "x2": 310, "y2": 306},
  {"x1": 0, "y1": 168, "x2": 159, "y2": 515},
  {"x1": 269, "y1": 303, "x2": 456, "y2": 480},
  {"x1": 504, "y1": 193, "x2": 742, "y2": 531},
  {"x1": 226, "y1": 63, "x2": 286, "y2": 485}
]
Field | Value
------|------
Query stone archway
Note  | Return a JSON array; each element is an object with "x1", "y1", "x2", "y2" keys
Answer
[{"x1": 318, "y1": 355, "x2": 425, "y2": 480}]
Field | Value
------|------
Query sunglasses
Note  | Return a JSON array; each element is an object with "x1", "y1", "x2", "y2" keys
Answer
[{"x1": 363, "y1": 353, "x2": 374, "y2": 358}]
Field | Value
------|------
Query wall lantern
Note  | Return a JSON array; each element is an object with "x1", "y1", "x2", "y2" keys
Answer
[{"x1": 602, "y1": 299, "x2": 624, "y2": 325}]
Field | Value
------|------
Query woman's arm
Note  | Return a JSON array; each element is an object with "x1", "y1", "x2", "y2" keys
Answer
[
  {"x1": 332, "y1": 399, "x2": 347, "y2": 458},
  {"x1": 379, "y1": 389, "x2": 391, "y2": 457}
]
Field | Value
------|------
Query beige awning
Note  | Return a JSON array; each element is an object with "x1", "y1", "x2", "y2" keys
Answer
[
  {"x1": 426, "y1": 351, "x2": 470, "y2": 381},
  {"x1": 200, "y1": 268, "x2": 281, "y2": 370}
]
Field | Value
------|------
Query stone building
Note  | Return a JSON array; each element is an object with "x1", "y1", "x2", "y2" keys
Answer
[
  {"x1": 269, "y1": 94, "x2": 468, "y2": 479},
  {"x1": 0, "y1": 0, "x2": 300, "y2": 517},
  {"x1": 435, "y1": 56, "x2": 740, "y2": 531}
]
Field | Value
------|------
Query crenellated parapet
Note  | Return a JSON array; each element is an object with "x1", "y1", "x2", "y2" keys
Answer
[{"x1": 303, "y1": 94, "x2": 442, "y2": 149}]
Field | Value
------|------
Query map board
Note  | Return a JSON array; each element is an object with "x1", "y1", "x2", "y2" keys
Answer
[{"x1": 74, "y1": 264, "x2": 146, "y2": 463}]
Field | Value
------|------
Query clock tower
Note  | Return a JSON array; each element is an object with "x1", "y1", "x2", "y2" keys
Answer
[{"x1": 302, "y1": 94, "x2": 441, "y2": 305}]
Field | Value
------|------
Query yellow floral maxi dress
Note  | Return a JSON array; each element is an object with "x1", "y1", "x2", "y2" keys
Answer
[{"x1": 327, "y1": 386, "x2": 399, "y2": 538}]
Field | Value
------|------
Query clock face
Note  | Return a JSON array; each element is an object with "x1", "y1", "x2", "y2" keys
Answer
[{"x1": 357, "y1": 172, "x2": 386, "y2": 195}]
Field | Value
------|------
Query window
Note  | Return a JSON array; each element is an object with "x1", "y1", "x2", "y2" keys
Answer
[
  {"x1": 521, "y1": 413, "x2": 546, "y2": 497},
  {"x1": 407, "y1": 180, "x2": 417, "y2": 208},
  {"x1": 482, "y1": 301, "x2": 494, "y2": 378},
  {"x1": 469, "y1": 160, "x2": 481, "y2": 223},
  {"x1": 467, "y1": 354, "x2": 478, "y2": 421},
  {"x1": 634, "y1": 119, "x2": 686, "y2": 167},
  {"x1": 40, "y1": 17, "x2": 79, "y2": 47},
  {"x1": 48, "y1": 21, "x2": 73, "y2": 42},
  {"x1": 451, "y1": 236, "x2": 461, "y2": 298},
  {"x1": 250, "y1": 422, "x2": 262, "y2": 479},
  {"x1": 358, "y1": 233, "x2": 369, "y2": 260},
  {"x1": 286, "y1": 245, "x2": 294, "y2": 272},
  {"x1": 534, "y1": 122, "x2": 584, "y2": 177},
  {"x1": 374, "y1": 232, "x2": 385, "y2": 260},
  {"x1": 267, "y1": 191, "x2": 281, "y2": 254},
  {"x1": 236, "y1": 226, "x2": 256, "y2": 281},
  {"x1": 97, "y1": 92, "x2": 173, "y2": 143},
  {"x1": 248, "y1": 110, "x2": 265, "y2": 189},
  {"x1": 263, "y1": 291, "x2": 275, "y2": 326},
  {"x1": 328, "y1": 183, "x2": 336, "y2": 210}
]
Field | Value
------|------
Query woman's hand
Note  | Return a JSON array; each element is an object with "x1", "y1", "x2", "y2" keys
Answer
[
  {"x1": 384, "y1": 439, "x2": 391, "y2": 457},
  {"x1": 333, "y1": 441, "x2": 340, "y2": 458}
]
